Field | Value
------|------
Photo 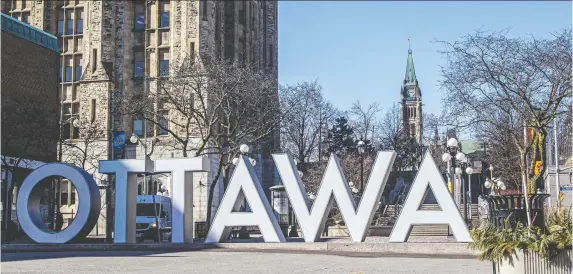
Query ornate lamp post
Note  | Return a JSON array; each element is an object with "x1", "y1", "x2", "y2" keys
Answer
[
  {"x1": 465, "y1": 166, "x2": 474, "y2": 221},
  {"x1": 231, "y1": 144, "x2": 257, "y2": 239},
  {"x1": 441, "y1": 138, "x2": 461, "y2": 205}
]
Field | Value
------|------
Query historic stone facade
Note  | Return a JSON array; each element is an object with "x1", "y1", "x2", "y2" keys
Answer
[
  {"x1": 3, "y1": 0, "x2": 279, "y2": 234},
  {"x1": 400, "y1": 48, "x2": 423, "y2": 144}
]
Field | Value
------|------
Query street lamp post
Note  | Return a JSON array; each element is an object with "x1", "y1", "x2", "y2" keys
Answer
[
  {"x1": 232, "y1": 144, "x2": 258, "y2": 239},
  {"x1": 442, "y1": 138, "x2": 461, "y2": 237},
  {"x1": 130, "y1": 133, "x2": 161, "y2": 242},
  {"x1": 441, "y1": 138, "x2": 460, "y2": 203},
  {"x1": 465, "y1": 166, "x2": 474, "y2": 222},
  {"x1": 357, "y1": 140, "x2": 365, "y2": 194}
]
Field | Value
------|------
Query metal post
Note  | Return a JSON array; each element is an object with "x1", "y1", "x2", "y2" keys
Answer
[
  {"x1": 462, "y1": 168, "x2": 467, "y2": 224},
  {"x1": 468, "y1": 172, "x2": 472, "y2": 220},
  {"x1": 553, "y1": 118, "x2": 561, "y2": 208},
  {"x1": 360, "y1": 155, "x2": 364, "y2": 194},
  {"x1": 523, "y1": 122, "x2": 532, "y2": 226}
]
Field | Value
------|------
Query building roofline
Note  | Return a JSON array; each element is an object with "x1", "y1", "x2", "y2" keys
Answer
[{"x1": 1, "y1": 13, "x2": 59, "y2": 53}]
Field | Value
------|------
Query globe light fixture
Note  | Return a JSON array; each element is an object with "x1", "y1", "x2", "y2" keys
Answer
[
  {"x1": 130, "y1": 134, "x2": 139, "y2": 144},
  {"x1": 447, "y1": 138, "x2": 458, "y2": 148},
  {"x1": 240, "y1": 144, "x2": 250, "y2": 154},
  {"x1": 484, "y1": 179, "x2": 492, "y2": 189},
  {"x1": 455, "y1": 167, "x2": 462, "y2": 175},
  {"x1": 232, "y1": 157, "x2": 240, "y2": 166},
  {"x1": 465, "y1": 167, "x2": 473, "y2": 174},
  {"x1": 349, "y1": 181, "x2": 354, "y2": 187},
  {"x1": 455, "y1": 152, "x2": 467, "y2": 162},
  {"x1": 357, "y1": 140, "x2": 365, "y2": 155},
  {"x1": 441, "y1": 153, "x2": 452, "y2": 162}
]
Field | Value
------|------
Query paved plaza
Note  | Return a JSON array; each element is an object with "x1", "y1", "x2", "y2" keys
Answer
[{"x1": 1, "y1": 250, "x2": 492, "y2": 274}]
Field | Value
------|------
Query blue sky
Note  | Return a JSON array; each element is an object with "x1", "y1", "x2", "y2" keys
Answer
[{"x1": 278, "y1": 1, "x2": 572, "y2": 118}]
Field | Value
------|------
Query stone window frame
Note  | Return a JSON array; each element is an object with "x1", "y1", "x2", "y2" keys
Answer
[
  {"x1": 7, "y1": 0, "x2": 31, "y2": 24},
  {"x1": 54, "y1": 2, "x2": 84, "y2": 140}
]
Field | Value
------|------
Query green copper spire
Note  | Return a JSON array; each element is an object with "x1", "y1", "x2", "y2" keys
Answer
[{"x1": 404, "y1": 49, "x2": 417, "y2": 85}]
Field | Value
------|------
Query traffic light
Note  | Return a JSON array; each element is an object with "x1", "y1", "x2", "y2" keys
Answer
[{"x1": 559, "y1": 191, "x2": 564, "y2": 202}]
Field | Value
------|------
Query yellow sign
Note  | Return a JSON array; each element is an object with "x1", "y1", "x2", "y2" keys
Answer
[
  {"x1": 559, "y1": 191, "x2": 564, "y2": 202},
  {"x1": 534, "y1": 161, "x2": 542, "y2": 176}
]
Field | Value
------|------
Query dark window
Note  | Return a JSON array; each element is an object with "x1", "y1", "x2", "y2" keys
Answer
[
  {"x1": 21, "y1": 13, "x2": 28, "y2": 24},
  {"x1": 90, "y1": 99, "x2": 96, "y2": 123},
  {"x1": 159, "y1": 2, "x2": 169, "y2": 27},
  {"x1": 136, "y1": 203, "x2": 160, "y2": 217},
  {"x1": 75, "y1": 56, "x2": 82, "y2": 81},
  {"x1": 76, "y1": 10, "x2": 83, "y2": 34},
  {"x1": 65, "y1": 56, "x2": 73, "y2": 82},
  {"x1": 66, "y1": 10, "x2": 73, "y2": 34},
  {"x1": 133, "y1": 120, "x2": 143, "y2": 136},
  {"x1": 134, "y1": 3, "x2": 145, "y2": 31},
  {"x1": 63, "y1": 123, "x2": 71, "y2": 139},
  {"x1": 201, "y1": 1, "x2": 208, "y2": 20},
  {"x1": 158, "y1": 110, "x2": 168, "y2": 135},
  {"x1": 134, "y1": 50, "x2": 144, "y2": 77},
  {"x1": 57, "y1": 10, "x2": 64, "y2": 35},
  {"x1": 269, "y1": 44, "x2": 274, "y2": 68},
  {"x1": 190, "y1": 41, "x2": 195, "y2": 61},
  {"x1": 159, "y1": 49, "x2": 169, "y2": 77}
]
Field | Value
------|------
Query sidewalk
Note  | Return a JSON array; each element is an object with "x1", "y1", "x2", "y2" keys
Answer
[{"x1": 1, "y1": 236, "x2": 479, "y2": 259}]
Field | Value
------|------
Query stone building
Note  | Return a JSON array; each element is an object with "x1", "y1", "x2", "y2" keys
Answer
[
  {"x1": 400, "y1": 48, "x2": 423, "y2": 144},
  {"x1": 2, "y1": 0, "x2": 279, "y2": 235},
  {"x1": 1, "y1": 13, "x2": 60, "y2": 240}
]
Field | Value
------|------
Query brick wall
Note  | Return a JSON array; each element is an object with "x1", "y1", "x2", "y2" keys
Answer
[{"x1": 1, "y1": 31, "x2": 59, "y2": 162}]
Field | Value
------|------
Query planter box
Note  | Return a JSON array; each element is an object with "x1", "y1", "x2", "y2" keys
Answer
[{"x1": 495, "y1": 249, "x2": 571, "y2": 274}]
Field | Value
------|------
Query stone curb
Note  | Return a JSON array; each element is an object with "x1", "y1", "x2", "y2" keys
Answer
[{"x1": 1, "y1": 242, "x2": 479, "y2": 258}]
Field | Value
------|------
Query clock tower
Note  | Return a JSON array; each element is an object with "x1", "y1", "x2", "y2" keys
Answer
[{"x1": 400, "y1": 48, "x2": 423, "y2": 144}]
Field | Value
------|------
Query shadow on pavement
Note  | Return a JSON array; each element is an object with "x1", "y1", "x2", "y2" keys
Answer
[{"x1": 1, "y1": 250, "x2": 192, "y2": 262}]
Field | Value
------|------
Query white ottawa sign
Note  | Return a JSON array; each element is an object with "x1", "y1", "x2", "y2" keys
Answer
[{"x1": 15, "y1": 151, "x2": 472, "y2": 244}]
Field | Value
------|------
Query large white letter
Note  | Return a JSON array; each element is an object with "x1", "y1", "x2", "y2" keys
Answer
[
  {"x1": 155, "y1": 157, "x2": 209, "y2": 243},
  {"x1": 205, "y1": 156, "x2": 285, "y2": 243},
  {"x1": 17, "y1": 163, "x2": 100, "y2": 243},
  {"x1": 273, "y1": 151, "x2": 395, "y2": 242},
  {"x1": 389, "y1": 152, "x2": 472, "y2": 242},
  {"x1": 99, "y1": 159, "x2": 154, "y2": 243}
]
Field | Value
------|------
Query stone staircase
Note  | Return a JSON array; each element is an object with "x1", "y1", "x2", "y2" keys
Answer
[{"x1": 374, "y1": 204, "x2": 479, "y2": 236}]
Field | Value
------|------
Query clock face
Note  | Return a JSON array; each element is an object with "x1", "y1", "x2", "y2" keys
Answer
[{"x1": 409, "y1": 89, "x2": 415, "y2": 97}]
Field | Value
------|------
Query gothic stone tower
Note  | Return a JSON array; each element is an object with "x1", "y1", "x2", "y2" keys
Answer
[{"x1": 400, "y1": 48, "x2": 423, "y2": 144}]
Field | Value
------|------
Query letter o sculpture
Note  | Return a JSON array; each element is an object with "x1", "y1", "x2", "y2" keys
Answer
[{"x1": 16, "y1": 163, "x2": 101, "y2": 243}]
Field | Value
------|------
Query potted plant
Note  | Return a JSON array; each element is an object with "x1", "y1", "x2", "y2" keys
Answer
[{"x1": 468, "y1": 208, "x2": 572, "y2": 274}]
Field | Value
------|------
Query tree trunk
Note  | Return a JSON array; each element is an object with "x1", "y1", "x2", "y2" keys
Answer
[{"x1": 205, "y1": 155, "x2": 225, "y2": 230}]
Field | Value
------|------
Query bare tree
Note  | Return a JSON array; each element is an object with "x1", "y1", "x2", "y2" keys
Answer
[
  {"x1": 120, "y1": 55, "x2": 281, "y2": 227},
  {"x1": 62, "y1": 123, "x2": 107, "y2": 181},
  {"x1": 349, "y1": 101, "x2": 381, "y2": 144},
  {"x1": 279, "y1": 81, "x2": 337, "y2": 168},
  {"x1": 303, "y1": 152, "x2": 375, "y2": 195},
  {"x1": 377, "y1": 103, "x2": 415, "y2": 170},
  {"x1": 439, "y1": 29, "x2": 572, "y2": 195}
]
